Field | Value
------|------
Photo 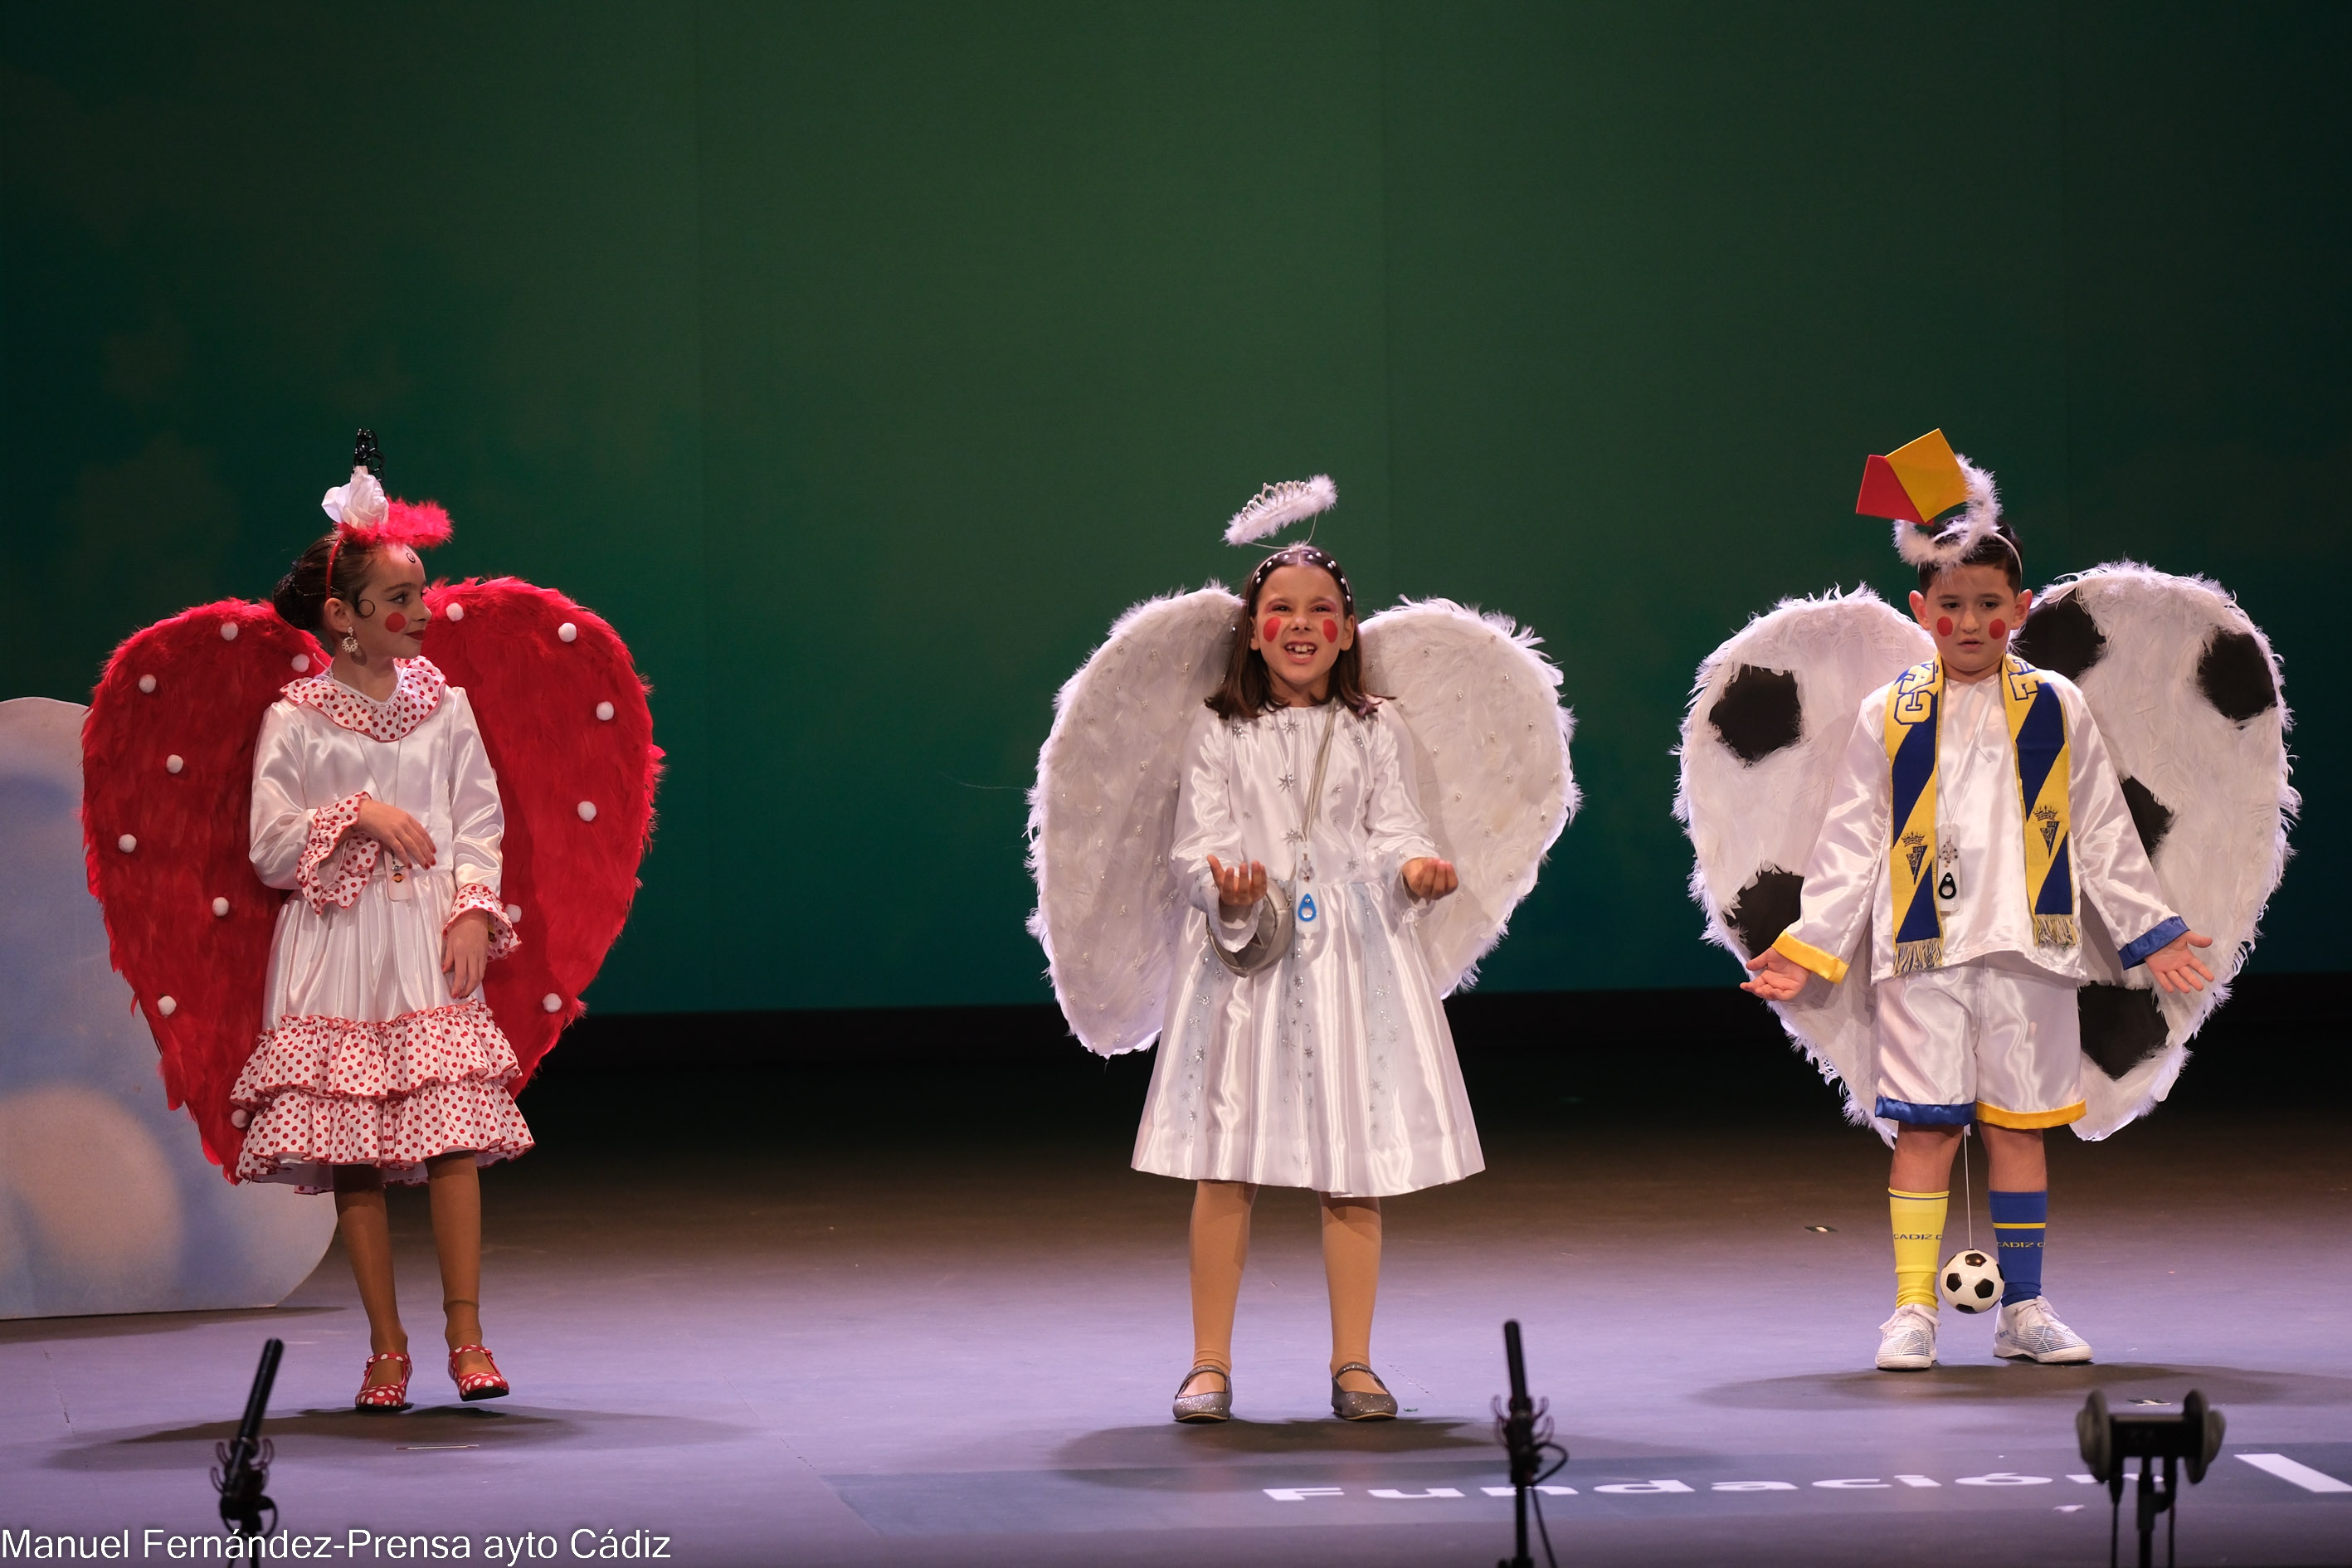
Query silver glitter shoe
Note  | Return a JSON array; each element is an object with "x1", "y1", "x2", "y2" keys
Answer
[
  {"x1": 1172, "y1": 1365, "x2": 1232, "y2": 1423},
  {"x1": 1330, "y1": 1362, "x2": 1397, "y2": 1421}
]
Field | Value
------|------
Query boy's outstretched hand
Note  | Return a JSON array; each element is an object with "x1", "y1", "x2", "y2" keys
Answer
[
  {"x1": 1402, "y1": 857, "x2": 1458, "y2": 901},
  {"x1": 1206, "y1": 855, "x2": 1268, "y2": 915},
  {"x1": 1741, "y1": 946, "x2": 1808, "y2": 1001},
  {"x1": 2145, "y1": 929, "x2": 2216, "y2": 993}
]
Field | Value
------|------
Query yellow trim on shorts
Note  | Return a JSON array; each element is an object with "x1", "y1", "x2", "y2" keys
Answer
[
  {"x1": 1770, "y1": 930, "x2": 1848, "y2": 985},
  {"x1": 1975, "y1": 1099, "x2": 2087, "y2": 1130}
]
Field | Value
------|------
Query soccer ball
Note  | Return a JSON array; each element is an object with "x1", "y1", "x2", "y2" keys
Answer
[{"x1": 1941, "y1": 1249, "x2": 2004, "y2": 1314}]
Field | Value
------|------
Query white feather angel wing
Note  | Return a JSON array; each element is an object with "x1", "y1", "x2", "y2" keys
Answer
[
  {"x1": 1675, "y1": 590, "x2": 1932, "y2": 1132},
  {"x1": 1357, "y1": 599, "x2": 1578, "y2": 995},
  {"x1": 1028, "y1": 587, "x2": 1241, "y2": 1056},
  {"x1": 2013, "y1": 563, "x2": 2295, "y2": 1139}
]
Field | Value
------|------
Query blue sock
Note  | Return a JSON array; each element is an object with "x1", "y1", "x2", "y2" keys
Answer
[{"x1": 1989, "y1": 1189, "x2": 2047, "y2": 1306}]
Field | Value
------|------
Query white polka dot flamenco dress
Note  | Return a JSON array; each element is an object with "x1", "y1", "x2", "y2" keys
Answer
[{"x1": 230, "y1": 656, "x2": 533, "y2": 1191}]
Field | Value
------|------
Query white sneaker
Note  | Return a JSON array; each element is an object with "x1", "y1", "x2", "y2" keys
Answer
[
  {"x1": 1876, "y1": 1303, "x2": 1940, "y2": 1370},
  {"x1": 1994, "y1": 1297, "x2": 2092, "y2": 1363}
]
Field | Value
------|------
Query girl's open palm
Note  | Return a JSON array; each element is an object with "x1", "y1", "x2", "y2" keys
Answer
[{"x1": 1206, "y1": 855, "x2": 1268, "y2": 914}]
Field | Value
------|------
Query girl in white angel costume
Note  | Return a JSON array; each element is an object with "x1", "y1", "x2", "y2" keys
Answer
[
  {"x1": 244, "y1": 465, "x2": 527, "y2": 1410},
  {"x1": 1030, "y1": 479, "x2": 1576, "y2": 1424}
]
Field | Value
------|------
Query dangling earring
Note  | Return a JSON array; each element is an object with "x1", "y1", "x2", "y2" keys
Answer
[{"x1": 341, "y1": 631, "x2": 361, "y2": 655}]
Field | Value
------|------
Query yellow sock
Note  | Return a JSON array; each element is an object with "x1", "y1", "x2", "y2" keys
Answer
[{"x1": 1889, "y1": 1188, "x2": 1949, "y2": 1309}]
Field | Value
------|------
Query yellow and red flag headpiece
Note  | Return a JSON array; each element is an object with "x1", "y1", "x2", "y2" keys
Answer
[{"x1": 1856, "y1": 429, "x2": 2002, "y2": 568}]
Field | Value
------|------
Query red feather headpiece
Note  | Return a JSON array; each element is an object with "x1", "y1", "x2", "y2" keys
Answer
[{"x1": 322, "y1": 465, "x2": 453, "y2": 603}]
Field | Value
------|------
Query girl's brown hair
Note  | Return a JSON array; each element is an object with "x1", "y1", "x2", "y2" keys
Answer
[
  {"x1": 1205, "y1": 543, "x2": 1382, "y2": 721},
  {"x1": 271, "y1": 532, "x2": 380, "y2": 635}
]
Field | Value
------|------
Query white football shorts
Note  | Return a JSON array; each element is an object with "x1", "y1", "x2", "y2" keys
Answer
[{"x1": 1873, "y1": 960, "x2": 2084, "y2": 1129}]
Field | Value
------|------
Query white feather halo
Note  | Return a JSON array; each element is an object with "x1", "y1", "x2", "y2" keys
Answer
[
  {"x1": 1891, "y1": 455, "x2": 1999, "y2": 568},
  {"x1": 1224, "y1": 475, "x2": 1337, "y2": 546}
]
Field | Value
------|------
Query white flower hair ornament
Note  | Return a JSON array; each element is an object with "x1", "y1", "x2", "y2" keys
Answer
[
  {"x1": 316, "y1": 428, "x2": 454, "y2": 604},
  {"x1": 1854, "y1": 429, "x2": 2003, "y2": 568},
  {"x1": 1225, "y1": 474, "x2": 1338, "y2": 547}
]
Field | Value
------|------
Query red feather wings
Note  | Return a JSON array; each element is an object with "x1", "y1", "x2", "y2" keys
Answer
[{"x1": 81, "y1": 582, "x2": 659, "y2": 1178}]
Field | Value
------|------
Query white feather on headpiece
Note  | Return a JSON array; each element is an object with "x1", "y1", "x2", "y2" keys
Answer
[
  {"x1": 1892, "y1": 455, "x2": 2000, "y2": 568},
  {"x1": 1224, "y1": 475, "x2": 1337, "y2": 545}
]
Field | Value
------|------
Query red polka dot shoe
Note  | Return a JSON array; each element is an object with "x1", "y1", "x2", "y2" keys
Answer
[
  {"x1": 354, "y1": 1351, "x2": 412, "y2": 1412},
  {"x1": 448, "y1": 1345, "x2": 509, "y2": 1401}
]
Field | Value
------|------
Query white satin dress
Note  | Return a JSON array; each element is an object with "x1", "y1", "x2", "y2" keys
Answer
[
  {"x1": 230, "y1": 657, "x2": 531, "y2": 1192},
  {"x1": 1131, "y1": 702, "x2": 1484, "y2": 1198}
]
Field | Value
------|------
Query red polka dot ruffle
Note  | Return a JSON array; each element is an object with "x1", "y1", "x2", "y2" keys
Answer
[
  {"x1": 231, "y1": 997, "x2": 533, "y2": 1191},
  {"x1": 280, "y1": 656, "x2": 446, "y2": 742}
]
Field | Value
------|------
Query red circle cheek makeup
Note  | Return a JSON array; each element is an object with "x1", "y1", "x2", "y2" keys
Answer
[
  {"x1": 1322, "y1": 619, "x2": 1338, "y2": 642},
  {"x1": 1936, "y1": 616, "x2": 1954, "y2": 638},
  {"x1": 1989, "y1": 618, "x2": 2008, "y2": 640},
  {"x1": 383, "y1": 612, "x2": 407, "y2": 633},
  {"x1": 1262, "y1": 617, "x2": 1282, "y2": 644}
]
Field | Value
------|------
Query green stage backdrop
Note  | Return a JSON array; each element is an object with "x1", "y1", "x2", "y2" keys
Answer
[{"x1": 6, "y1": 4, "x2": 2344, "y2": 1015}]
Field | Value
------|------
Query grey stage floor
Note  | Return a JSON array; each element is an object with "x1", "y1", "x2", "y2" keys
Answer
[{"x1": 5, "y1": 1039, "x2": 2350, "y2": 1566}]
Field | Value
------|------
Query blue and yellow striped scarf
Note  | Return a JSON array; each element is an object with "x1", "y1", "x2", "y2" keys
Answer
[{"x1": 1882, "y1": 655, "x2": 2077, "y2": 974}]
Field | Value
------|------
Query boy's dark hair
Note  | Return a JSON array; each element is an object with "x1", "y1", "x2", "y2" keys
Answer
[
  {"x1": 1918, "y1": 518, "x2": 2024, "y2": 593},
  {"x1": 271, "y1": 532, "x2": 378, "y2": 635},
  {"x1": 1205, "y1": 543, "x2": 1383, "y2": 721}
]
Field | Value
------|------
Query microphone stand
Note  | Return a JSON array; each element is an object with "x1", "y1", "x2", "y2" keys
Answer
[
  {"x1": 213, "y1": 1339, "x2": 284, "y2": 1537},
  {"x1": 1493, "y1": 1319, "x2": 1557, "y2": 1568}
]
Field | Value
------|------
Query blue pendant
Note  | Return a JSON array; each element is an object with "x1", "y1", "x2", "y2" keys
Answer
[{"x1": 1298, "y1": 894, "x2": 1318, "y2": 923}]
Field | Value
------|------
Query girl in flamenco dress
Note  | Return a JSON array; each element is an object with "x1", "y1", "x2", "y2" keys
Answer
[
  {"x1": 84, "y1": 433, "x2": 658, "y2": 1412},
  {"x1": 236, "y1": 464, "x2": 529, "y2": 1410}
]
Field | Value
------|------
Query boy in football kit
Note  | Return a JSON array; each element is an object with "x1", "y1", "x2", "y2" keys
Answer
[{"x1": 1741, "y1": 526, "x2": 2215, "y2": 1370}]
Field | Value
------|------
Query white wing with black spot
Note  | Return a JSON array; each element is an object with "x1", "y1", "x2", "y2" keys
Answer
[
  {"x1": 1676, "y1": 590, "x2": 1932, "y2": 1135},
  {"x1": 1357, "y1": 599, "x2": 1579, "y2": 995},
  {"x1": 2013, "y1": 563, "x2": 2296, "y2": 1139},
  {"x1": 1028, "y1": 587, "x2": 1241, "y2": 1057}
]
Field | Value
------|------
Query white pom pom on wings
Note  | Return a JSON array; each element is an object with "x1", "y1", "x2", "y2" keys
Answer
[
  {"x1": 2035, "y1": 564, "x2": 2295, "y2": 1138},
  {"x1": 1356, "y1": 599, "x2": 1578, "y2": 995},
  {"x1": 1028, "y1": 587, "x2": 1242, "y2": 1056},
  {"x1": 1676, "y1": 589, "x2": 1931, "y2": 1137}
]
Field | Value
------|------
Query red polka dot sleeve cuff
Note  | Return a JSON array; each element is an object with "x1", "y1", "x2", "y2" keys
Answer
[
  {"x1": 447, "y1": 882, "x2": 519, "y2": 962},
  {"x1": 299, "y1": 791, "x2": 379, "y2": 913}
]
